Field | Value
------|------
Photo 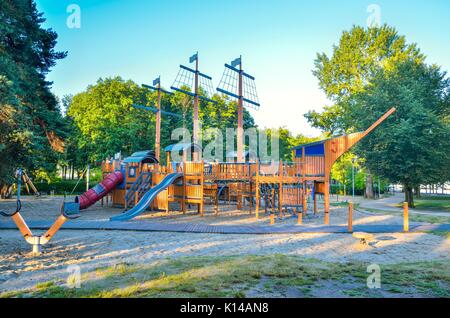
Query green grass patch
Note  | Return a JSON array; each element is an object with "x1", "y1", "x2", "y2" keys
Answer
[
  {"x1": 423, "y1": 231, "x2": 450, "y2": 239},
  {"x1": 1, "y1": 255, "x2": 449, "y2": 298},
  {"x1": 412, "y1": 200, "x2": 450, "y2": 212}
]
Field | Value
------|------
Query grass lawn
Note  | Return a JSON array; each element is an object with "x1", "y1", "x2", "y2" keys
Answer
[
  {"x1": 408, "y1": 200, "x2": 450, "y2": 212},
  {"x1": 1, "y1": 255, "x2": 449, "y2": 298}
]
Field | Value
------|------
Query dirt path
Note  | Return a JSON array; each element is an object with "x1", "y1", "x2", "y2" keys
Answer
[{"x1": 358, "y1": 193, "x2": 449, "y2": 217}]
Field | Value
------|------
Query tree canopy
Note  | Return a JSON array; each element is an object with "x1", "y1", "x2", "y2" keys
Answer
[
  {"x1": 66, "y1": 77, "x2": 258, "y2": 164},
  {"x1": 305, "y1": 24, "x2": 450, "y2": 205},
  {"x1": 306, "y1": 25, "x2": 425, "y2": 135},
  {"x1": 0, "y1": 0, "x2": 67, "y2": 190},
  {"x1": 351, "y1": 61, "x2": 450, "y2": 206}
]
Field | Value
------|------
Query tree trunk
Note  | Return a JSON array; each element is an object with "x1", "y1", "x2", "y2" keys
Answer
[
  {"x1": 414, "y1": 186, "x2": 421, "y2": 198},
  {"x1": 365, "y1": 173, "x2": 374, "y2": 199},
  {"x1": 404, "y1": 184, "x2": 415, "y2": 208}
]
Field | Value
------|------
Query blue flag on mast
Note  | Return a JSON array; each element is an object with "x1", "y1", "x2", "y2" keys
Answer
[
  {"x1": 189, "y1": 53, "x2": 198, "y2": 63},
  {"x1": 231, "y1": 57, "x2": 241, "y2": 68},
  {"x1": 153, "y1": 77, "x2": 160, "y2": 86}
]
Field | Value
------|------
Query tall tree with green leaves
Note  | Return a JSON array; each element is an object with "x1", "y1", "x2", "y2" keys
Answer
[
  {"x1": 306, "y1": 25, "x2": 425, "y2": 134},
  {"x1": 67, "y1": 77, "x2": 156, "y2": 162},
  {"x1": 351, "y1": 61, "x2": 450, "y2": 207},
  {"x1": 0, "y1": 0, "x2": 67, "y2": 193},
  {"x1": 67, "y1": 77, "x2": 258, "y2": 164},
  {"x1": 305, "y1": 25, "x2": 426, "y2": 198}
]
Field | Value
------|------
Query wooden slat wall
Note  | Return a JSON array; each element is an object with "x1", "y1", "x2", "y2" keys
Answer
[{"x1": 294, "y1": 156, "x2": 325, "y2": 177}]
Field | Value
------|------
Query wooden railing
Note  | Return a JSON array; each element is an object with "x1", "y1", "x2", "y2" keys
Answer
[{"x1": 204, "y1": 163, "x2": 256, "y2": 181}]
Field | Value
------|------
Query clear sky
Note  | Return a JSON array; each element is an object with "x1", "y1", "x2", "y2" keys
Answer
[{"x1": 35, "y1": 0, "x2": 450, "y2": 137}]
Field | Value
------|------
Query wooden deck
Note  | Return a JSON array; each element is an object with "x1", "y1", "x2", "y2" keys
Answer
[{"x1": 1, "y1": 219, "x2": 447, "y2": 234}]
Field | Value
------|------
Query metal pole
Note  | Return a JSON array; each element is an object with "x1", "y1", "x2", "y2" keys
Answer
[
  {"x1": 86, "y1": 164, "x2": 90, "y2": 192},
  {"x1": 352, "y1": 160, "x2": 355, "y2": 200},
  {"x1": 16, "y1": 169, "x2": 22, "y2": 202}
]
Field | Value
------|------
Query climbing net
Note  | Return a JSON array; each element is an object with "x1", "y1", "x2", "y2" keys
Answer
[
  {"x1": 217, "y1": 66, "x2": 239, "y2": 98},
  {"x1": 242, "y1": 75, "x2": 260, "y2": 110},
  {"x1": 171, "y1": 66, "x2": 195, "y2": 94},
  {"x1": 217, "y1": 66, "x2": 260, "y2": 110},
  {"x1": 199, "y1": 73, "x2": 216, "y2": 99},
  {"x1": 171, "y1": 66, "x2": 216, "y2": 101}
]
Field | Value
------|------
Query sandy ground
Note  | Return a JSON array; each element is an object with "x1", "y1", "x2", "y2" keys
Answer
[{"x1": 0, "y1": 195, "x2": 449, "y2": 293}]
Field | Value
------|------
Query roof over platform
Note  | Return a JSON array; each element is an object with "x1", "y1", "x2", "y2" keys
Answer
[{"x1": 123, "y1": 150, "x2": 159, "y2": 164}]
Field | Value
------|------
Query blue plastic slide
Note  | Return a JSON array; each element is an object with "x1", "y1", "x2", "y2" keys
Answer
[{"x1": 110, "y1": 173, "x2": 182, "y2": 221}]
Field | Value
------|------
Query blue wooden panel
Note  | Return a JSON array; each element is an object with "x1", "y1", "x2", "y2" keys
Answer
[{"x1": 295, "y1": 143, "x2": 325, "y2": 157}]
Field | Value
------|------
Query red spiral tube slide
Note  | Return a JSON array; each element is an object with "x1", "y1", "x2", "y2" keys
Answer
[{"x1": 77, "y1": 171, "x2": 124, "y2": 210}]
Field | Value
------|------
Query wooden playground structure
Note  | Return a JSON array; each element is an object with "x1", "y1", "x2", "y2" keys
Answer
[
  {"x1": 101, "y1": 107, "x2": 396, "y2": 225},
  {"x1": 1, "y1": 52, "x2": 398, "y2": 254}
]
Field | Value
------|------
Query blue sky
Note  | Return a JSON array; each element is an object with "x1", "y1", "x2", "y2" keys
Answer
[{"x1": 36, "y1": 0, "x2": 450, "y2": 136}]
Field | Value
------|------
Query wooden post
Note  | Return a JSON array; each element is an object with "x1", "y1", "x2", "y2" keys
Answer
[
  {"x1": 348, "y1": 202, "x2": 353, "y2": 232},
  {"x1": 297, "y1": 209, "x2": 302, "y2": 225},
  {"x1": 255, "y1": 180, "x2": 260, "y2": 219},
  {"x1": 237, "y1": 56, "x2": 244, "y2": 163},
  {"x1": 278, "y1": 160, "x2": 283, "y2": 218},
  {"x1": 271, "y1": 188, "x2": 275, "y2": 214},
  {"x1": 214, "y1": 189, "x2": 218, "y2": 215},
  {"x1": 324, "y1": 180, "x2": 330, "y2": 225},
  {"x1": 264, "y1": 190, "x2": 268, "y2": 214},
  {"x1": 270, "y1": 213, "x2": 275, "y2": 225},
  {"x1": 302, "y1": 190, "x2": 307, "y2": 216},
  {"x1": 403, "y1": 202, "x2": 409, "y2": 232},
  {"x1": 154, "y1": 80, "x2": 162, "y2": 162},
  {"x1": 313, "y1": 192, "x2": 317, "y2": 215}
]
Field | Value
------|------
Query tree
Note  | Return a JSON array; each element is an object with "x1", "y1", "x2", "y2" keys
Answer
[
  {"x1": 67, "y1": 77, "x2": 156, "y2": 162},
  {"x1": 306, "y1": 25, "x2": 424, "y2": 134},
  {"x1": 0, "y1": 0, "x2": 67, "y2": 192},
  {"x1": 305, "y1": 25, "x2": 426, "y2": 198},
  {"x1": 67, "y1": 78, "x2": 258, "y2": 164},
  {"x1": 351, "y1": 61, "x2": 450, "y2": 207}
]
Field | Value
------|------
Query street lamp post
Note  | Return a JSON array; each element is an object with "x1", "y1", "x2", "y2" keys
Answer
[{"x1": 351, "y1": 158, "x2": 356, "y2": 200}]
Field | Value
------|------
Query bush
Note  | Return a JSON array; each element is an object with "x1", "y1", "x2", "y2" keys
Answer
[{"x1": 36, "y1": 180, "x2": 88, "y2": 195}]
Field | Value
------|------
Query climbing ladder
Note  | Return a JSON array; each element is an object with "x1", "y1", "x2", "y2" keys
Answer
[{"x1": 124, "y1": 172, "x2": 152, "y2": 209}]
